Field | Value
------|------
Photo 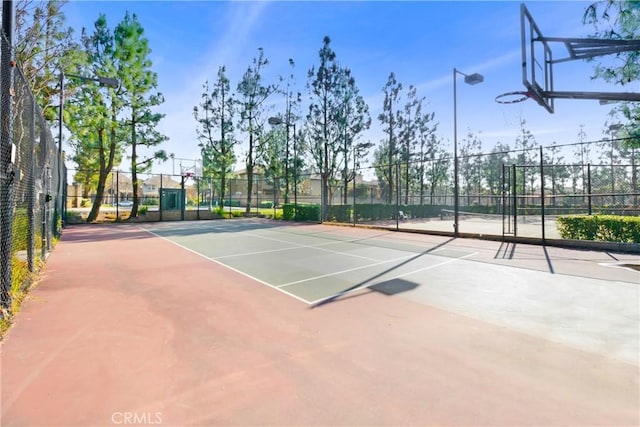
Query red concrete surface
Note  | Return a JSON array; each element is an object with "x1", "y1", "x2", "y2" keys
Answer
[{"x1": 1, "y1": 224, "x2": 638, "y2": 426}]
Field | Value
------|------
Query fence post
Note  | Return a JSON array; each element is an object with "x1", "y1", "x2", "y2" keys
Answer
[
  {"x1": 180, "y1": 174, "x2": 185, "y2": 221},
  {"x1": 501, "y1": 163, "x2": 507, "y2": 235},
  {"x1": 159, "y1": 174, "x2": 163, "y2": 221},
  {"x1": 256, "y1": 176, "x2": 260, "y2": 215},
  {"x1": 353, "y1": 165, "x2": 357, "y2": 226},
  {"x1": 27, "y1": 90, "x2": 36, "y2": 272},
  {"x1": 587, "y1": 163, "x2": 592, "y2": 215},
  {"x1": 0, "y1": 2, "x2": 16, "y2": 310},
  {"x1": 512, "y1": 164, "x2": 517, "y2": 236},
  {"x1": 633, "y1": 150, "x2": 638, "y2": 208},
  {"x1": 42, "y1": 166, "x2": 49, "y2": 259},
  {"x1": 395, "y1": 161, "x2": 400, "y2": 230},
  {"x1": 540, "y1": 146, "x2": 545, "y2": 241},
  {"x1": 38, "y1": 133, "x2": 47, "y2": 254},
  {"x1": 115, "y1": 170, "x2": 119, "y2": 219}
]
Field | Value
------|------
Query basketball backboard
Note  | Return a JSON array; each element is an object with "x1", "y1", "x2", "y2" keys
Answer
[
  {"x1": 518, "y1": 3, "x2": 640, "y2": 114},
  {"x1": 521, "y1": 3, "x2": 554, "y2": 113}
]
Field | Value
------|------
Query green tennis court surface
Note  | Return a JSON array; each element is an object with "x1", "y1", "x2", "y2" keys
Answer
[{"x1": 143, "y1": 219, "x2": 639, "y2": 364}]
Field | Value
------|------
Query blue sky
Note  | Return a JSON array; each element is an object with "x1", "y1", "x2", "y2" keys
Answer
[{"x1": 63, "y1": 0, "x2": 637, "y2": 175}]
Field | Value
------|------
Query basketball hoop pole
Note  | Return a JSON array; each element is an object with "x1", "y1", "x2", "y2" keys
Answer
[{"x1": 453, "y1": 69, "x2": 459, "y2": 237}]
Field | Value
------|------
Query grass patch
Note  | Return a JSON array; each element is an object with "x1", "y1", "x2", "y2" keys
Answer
[{"x1": 0, "y1": 256, "x2": 43, "y2": 339}]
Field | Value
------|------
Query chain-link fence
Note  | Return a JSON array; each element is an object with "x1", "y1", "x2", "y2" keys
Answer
[
  {"x1": 322, "y1": 140, "x2": 639, "y2": 241},
  {"x1": 66, "y1": 170, "x2": 320, "y2": 222},
  {"x1": 0, "y1": 32, "x2": 63, "y2": 314},
  {"x1": 67, "y1": 138, "x2": 638, "y2": 245},
  {"x1": 67, "y1": 170, "x2": 207, "y2": 222}
]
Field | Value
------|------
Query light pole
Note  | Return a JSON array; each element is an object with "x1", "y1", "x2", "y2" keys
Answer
[
  {"x1": 57, "y1": 72, "x2": 119, "y2": 232},
  {"x1": 453, "y1": 68, "x2": 483, "y2": 236},
  {"x1": 268, "y1": 116, "x2": 297, "y2": 213}
]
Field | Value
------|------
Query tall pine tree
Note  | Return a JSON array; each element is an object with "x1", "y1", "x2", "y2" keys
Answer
[
  {"x1": 114, "y1": 11, "x2": 167, "y2": 218},
  {"x1": 67, "y1": 14, "x2": 122, "y2": 222},
  {"x1": 237, "y1": 48, "x2": 279, "y2": 213},
  {"x1": 194, "y1": 66, "x2": 237, "y2": 207},
  {"x1": 378, "y1": 72, "x2": 402, "y2": 204}
]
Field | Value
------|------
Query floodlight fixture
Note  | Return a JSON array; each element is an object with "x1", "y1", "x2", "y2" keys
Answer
[
  {"x1": 97, "y1": 76, "x2": 120, "y2": 88},
  {"x1": 464, "y1": 73, "x2": 484, "y2": 85}
]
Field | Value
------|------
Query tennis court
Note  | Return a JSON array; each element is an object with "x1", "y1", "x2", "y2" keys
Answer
[
  {"x1": 144, "y1": 219, "x2": 638, "y2": 360},
  {"x1": 2, "y1": 219, "x2": 638, "y2": 426},
  {"x1": 377, "y1": 208, "x2": 561, "y2": 239}
]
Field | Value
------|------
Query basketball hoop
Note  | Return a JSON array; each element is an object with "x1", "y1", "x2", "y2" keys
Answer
[{"x1": 495, "y1": 91, "x2": 533, "y2": 104}]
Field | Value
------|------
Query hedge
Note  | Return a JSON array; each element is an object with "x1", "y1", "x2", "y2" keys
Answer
[
  {"x1": 282, "y1": 203, "x2": 321, "y2": 222},
  {"x1": 221, "y1": 199, "x2": 241, "y2": 207},
  {"x1": 556, "y1": 215, "x2": 640, "y2": 243}
]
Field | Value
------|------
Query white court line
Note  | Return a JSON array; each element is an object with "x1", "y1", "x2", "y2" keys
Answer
[
  {"x1": 278, "y1": 254, "x2": 417, "y2": 288},
  {"x1": 214, "y1": 245, "x2": 307, "y2": 260},
  {"x1": 140, "y1": 224, "x2": 474, "y2": 306},
  {"x1": 211, "y1": 232, "x2": 389, "y2": 262},
  {"x1": 139, "y1": 226, "x2": 313, "y2": 305},
  {"x1": 242, "y1": 231, "x2": 404, "y2": 263},
  {"x1": 307, "y1": 252, "x2": 478, "y2": 306},
  {"x1": 170, "y1": 227, "x2": 397, "y2": 263}
]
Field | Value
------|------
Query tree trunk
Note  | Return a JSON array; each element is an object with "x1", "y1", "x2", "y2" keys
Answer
[
  {"x1": 87, "y1": 130, "x2": 109, "y2": 222},
  {"x1": 419, "y1": 163, "x2": 425, "y2": 206},
  {"x1": 322, "y1": 139, "x2": 329, "y2": 220},
  {"x1": 404, "y1": 159, "x2": 409, "y2": 205},
  {"x1": 130, "y1": 109, "x2": 139, "y2": 218},
  {"x1": 131, "y1": 144, "x2": 139, "y2": 218},
  {"x1": 87, "y1": 104, "x2": 118, "y2": 222},
  {"x1": 245, "y1": 117, "x2": 254, "y2": 214},
  {"x1": 343, "y1": 176, "x2": 348, "y2": 205},
  {"x1": 219, "y1": 171, "x2": 226, "y2": 207},
  {"x1": 88, "y1": 170, "x2": 108, "y2": 222}
]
